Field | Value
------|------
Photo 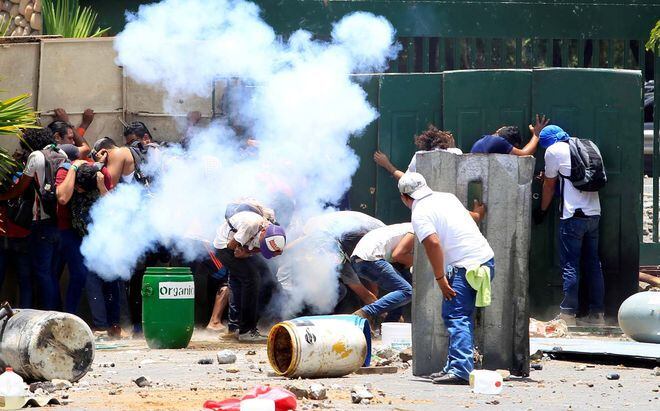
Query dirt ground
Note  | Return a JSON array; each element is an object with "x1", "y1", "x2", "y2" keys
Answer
[{"x1": 49, "y1": 329, "x2": 660, "y2": 411}]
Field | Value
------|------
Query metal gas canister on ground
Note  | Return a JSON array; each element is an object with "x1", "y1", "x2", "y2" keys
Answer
[{"x1": 141, "y1": 267, "x2": 195, "y2": 349}]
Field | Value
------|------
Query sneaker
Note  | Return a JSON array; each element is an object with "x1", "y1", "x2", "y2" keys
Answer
[
  {"x1": 432, "y1": 374, "x2": 469, "y2": 385},
  {"x1": 220, "y1": 329, "x2": 239, "y2": 341},
  {"x1": 577, "y1": 313, "x2": 606, "y2": 326},
  {"x1": 556, "y1": 312, "x2": 577, "y2": 327},
  {"x1": 238, "y1": 329, "x2": 267, "y2": 343},
  {"x1": 423, "y1": 371, "x2": 447, "y2": 380}
]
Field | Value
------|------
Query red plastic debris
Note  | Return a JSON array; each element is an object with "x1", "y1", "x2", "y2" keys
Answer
[{"x1": 203, "y1": 385, "x2": 297, "y2": 411}]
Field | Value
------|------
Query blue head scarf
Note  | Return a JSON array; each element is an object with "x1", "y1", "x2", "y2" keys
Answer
[{"x1": 539, "y1": 125, "x2": 570, "y2": 149}]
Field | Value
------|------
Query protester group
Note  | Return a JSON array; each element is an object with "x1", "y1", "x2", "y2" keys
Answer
[{"x1": 0, "y1": 109, "x2": 608, "y2": 384}]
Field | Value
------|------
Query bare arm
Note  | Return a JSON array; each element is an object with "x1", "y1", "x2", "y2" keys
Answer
[
  {"x1": 541, "y1": 176, "x2": 557, "y2": 211},
  {"x1": 374, "y1": 151, "x2": 405, "y2": 181},
  {"x1": 0, "y1": 175, "x2": 33, "y2": 201},
  {"x1": 57, "y1": 160, "x2": 87, "y2": 204},
  {"x1": 421, "y1": 233, "x2": 456, "y2": 300},
  {"x1": 391, "y1": 233, "x2": 415, "y2": 268}
]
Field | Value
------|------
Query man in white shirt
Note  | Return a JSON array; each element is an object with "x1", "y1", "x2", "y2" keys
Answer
[
  {"x1": 213, "y1": 209, "x2": 286, "y2": 342},
  {"x1": 536, "y1": 125, "x2": 604, "y2": 326},
  {"x1": 398, "y1": 172, "x2": 493, "y2": 385},
  {"x1": 351, "y1": 223, "x2": 415, "y2": 325},
  {"x1": 0, "y1": 128, "x2": 67, "y2": 310}
]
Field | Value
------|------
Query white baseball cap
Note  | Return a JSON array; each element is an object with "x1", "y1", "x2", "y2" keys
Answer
[{"x1": 398, "y1": 172, "x2": 433, "y2": 200}]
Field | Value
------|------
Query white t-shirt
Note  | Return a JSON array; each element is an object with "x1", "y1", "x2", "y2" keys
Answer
[
  {"x1": 23, "y1": 148, "x2": 66, "y2": 221},
  {"x1": 407, "y1": 147, "x2": 463, "y2": 173},
  {"x1": 213, "y1": 211, "x2": 266, "y2": 250},
  {"x1": 411, "y1": 192, "x2": 494, "y2": 269},
  {"x1": 544, "y1": 142, "x2": 601, "y2": 219},
  {"x1": 352, "y1": 223, "x2": 414, "y2": 262}
]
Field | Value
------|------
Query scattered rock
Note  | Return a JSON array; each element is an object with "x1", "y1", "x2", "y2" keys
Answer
[
  {"x1": 98, "y1": 362, "x2": 115, "y2": 368},
  {"x1": 486, "y1": 400, "x2": 500, "y2": 405},
  {"x1": 29, "y1": 382, "x2": 55, "y2": 394},
  {"x1": 606, "y1": 373, "x2": 620, "y2": 380},
  {"x1": 399, "y1": 347, "x2": 413, "y2": 362},
  {"x1": 134, "y1": 376, "x2": 152, "y2": 388},
  {"x1": 309, "y1": 384, "x2": 327, "y2": 401},
  {"x1": 652, "y1": 367, "x2": 660, "y2": 376},
  {"x1": 285, "y1": 384, "x2": 309, "y2": 399},
  {"x1": 226, "y1": 367, "x2": 240, "y2": 374},
  {"x1": 51, "y1": 379, "x2": 73, "y2": 390},
  {"x1": 530, "y1": 350, "x2": 544, "y2": 361},
  {"x1": 375, "y1": 347, "x2": 397, "y2": 359},
  {"x1": 246, "y1": 350, "x2": 257, "y2": 356},
  {"x1": 351, "y1": 385, "x2": 374, "y2": 404},
  {"x1": 575, "y1": 365, "x2": 586, "y2": 371},
  {"x1": 197, "y1": 358, "x2": 214, "y2": 365},
  {"x1": 531, "y1": 363, "x2": 543, "y2": 371},
  {"x1": 217, "y1": 350, "x2": 238, "y2": 365},
  {"x1": 362, "y1": 399, "x2": 371, "y2": 405},
  {"x1": 139, "y1": 359, "x2": 157, "y2": 366}
]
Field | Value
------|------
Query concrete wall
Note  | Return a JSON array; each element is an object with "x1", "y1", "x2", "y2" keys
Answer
[
  {"x1": 412, "y1": 150, "x2": 534, "y2": 377},
  {"x1": 0, "y1": 37, "x2": 224, "y2": 154}
]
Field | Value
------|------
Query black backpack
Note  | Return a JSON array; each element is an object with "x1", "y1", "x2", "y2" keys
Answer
[
  {"x1": 36, "y1": 145, "x2": 69, "y2": 219},
  {"x1": 128, "y1": 141, "x2": 158, "y2": 187},
  {"x1": 561, "y1": 138, "x2": 607, "y2": 192}
]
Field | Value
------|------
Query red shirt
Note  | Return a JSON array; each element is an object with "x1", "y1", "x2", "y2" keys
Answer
[{"x1": 55, "y1": 165, "x2": 114, "y2": 231}]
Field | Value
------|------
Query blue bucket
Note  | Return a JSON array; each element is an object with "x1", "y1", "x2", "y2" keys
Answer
[{"x1": 292, "y1": 314, "x2": 372, "y2": 366}]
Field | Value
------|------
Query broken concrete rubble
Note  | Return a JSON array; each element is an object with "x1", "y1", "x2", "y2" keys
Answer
[
  {"x1": 133, "y1": 376, "x2": 151, "y2": 388},
  {"x1": 216, "y1": 350, "x2": 237, "y2": 365},
  {"x1": 351, "y1": 385, "x2": 374, "y2": 404}
]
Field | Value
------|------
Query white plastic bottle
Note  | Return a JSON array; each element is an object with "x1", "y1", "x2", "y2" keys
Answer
[
  {"x1": 469, "y1": 370, "x2": 504, "y2": 394},
  {"x1": 240, "y1": 398, "x2": 275, "y2": 411},
  {"x1": 0, "y1": 367, "x2": 28, "y2": 397}
]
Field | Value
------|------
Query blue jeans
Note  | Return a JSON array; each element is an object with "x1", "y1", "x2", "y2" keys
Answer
[
  {"x1": 0, "y1": 236, "x2": 32, "y2": 307},
  {"x1": 442, "y1": 258, "x2": 495, "y2": 381},
  {"x1": 29, "y1": 221, "x2": 60, "y2": 310},
  {"x1": 86, "y1": 272, "x2": 120, "y2": 329},
  {"x1": 352, "y1": 259, "x2": 412, "y2": 320},
  {"x1": 57, "y1": 229, "x2": 89, "y2": 314},
  {"x1": 558, "y1": 216, "x2": 605, "y2": 315}
]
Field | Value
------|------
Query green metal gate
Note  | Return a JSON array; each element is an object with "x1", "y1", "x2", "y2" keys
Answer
[{"x1": 353, "y1": 68, "x2": 643, "y2": 317}]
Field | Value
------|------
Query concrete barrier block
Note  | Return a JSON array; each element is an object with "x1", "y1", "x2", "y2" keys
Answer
[{"x1": 412, "y1": 151, "x2": 534, "y2": 377}]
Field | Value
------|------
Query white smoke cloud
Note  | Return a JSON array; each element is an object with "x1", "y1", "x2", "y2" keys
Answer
[{"x1": 81, "y1": 0, "x2": 399, "y2": 314}]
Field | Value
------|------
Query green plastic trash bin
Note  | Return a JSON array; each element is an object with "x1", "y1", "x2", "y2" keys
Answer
[{"x1": 142, "y1": 267, "x2": 195, "y2": 349}]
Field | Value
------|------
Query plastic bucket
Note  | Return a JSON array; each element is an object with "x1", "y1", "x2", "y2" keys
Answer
[
  {"x1": 267, "y1": 318, "x2": 367, "y2": 378},
  {"x1": 381, "y1": 322, "x2": 412, "y2": 350},
  {"x1": 294, "y1": 314, "x2": 371, "y2": 366},
  {"x1": 142, "y1": 267, "x2": 195, "y2": 349}
]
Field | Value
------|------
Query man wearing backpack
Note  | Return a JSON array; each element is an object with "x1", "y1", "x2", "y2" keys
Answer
[
  {"x1": 0, "y1": 128, "x2": 68, "y2": 310},
  {"x1": 535, "y1": 125, "x2": 606, "y2": 326}
]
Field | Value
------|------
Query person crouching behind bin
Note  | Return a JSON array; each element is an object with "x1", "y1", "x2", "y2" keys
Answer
[
  {"x1": 398, "y1": 172, "x2": 494, "y2": 385},
  {"x1": 213, "y1": 210, "x2": 286, "y2": 342},
  {"x1": 351, "y1": 223, "x2": 415, "y2": 327}
]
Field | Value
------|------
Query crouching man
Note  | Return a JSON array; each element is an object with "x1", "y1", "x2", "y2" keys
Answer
[
  {"x1": 398, "y1": 172, "x2": 494, "y2": 385},
  {"x1": 213, "y1": 207, "x2": 286, "y2": 342},
  {"x1": 351, "y1": 223, "x2": 415, "y2": 325}
]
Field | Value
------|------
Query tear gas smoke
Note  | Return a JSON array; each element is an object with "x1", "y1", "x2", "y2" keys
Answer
[{"x1": 80, "y1": 0, "x2": 400, "y2": 316}]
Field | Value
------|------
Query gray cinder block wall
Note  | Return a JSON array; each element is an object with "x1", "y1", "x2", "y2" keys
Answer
[{"x1": 412, "y1": 151, "x2": 534, "y2": 377}]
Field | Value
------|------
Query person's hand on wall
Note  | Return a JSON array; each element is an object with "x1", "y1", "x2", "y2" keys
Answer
[
  {"x1": 373, "y1": 150, "x2": 396, "y2": 174},
  {"x1": 81, "y1": 109, "x2": 95, "y2": 130},
  {"x1": 472, "y1": 199, "x2": 486, "y2": 221},
  {"x1": 529, "y1": 114, "x2": 549, "y2": 138},
  {"x1": 54, "y1": 108, "x2": 70, "y2": 124}
]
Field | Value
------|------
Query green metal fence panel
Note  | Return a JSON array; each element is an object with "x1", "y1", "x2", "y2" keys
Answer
[
  {"x1": 348, "y1": 75, "x2": 380, "y2": 216},
  {"x1": 442, "y1": 70, "x2": 532, "y2": 152},
  {"x1": 531, "y1": 68, "x2": 643, "y2": 317},
  {"x1": 375, "y1": 74, "x2": 443, "y2": 224}
]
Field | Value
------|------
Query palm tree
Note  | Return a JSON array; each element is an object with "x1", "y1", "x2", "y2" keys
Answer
[
  {"x1": 43, "y1": 0, "x2": 110, "y2": 38},
  {"x1": 0, "y1": 92, "x2": 37, "y2": 184}
]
